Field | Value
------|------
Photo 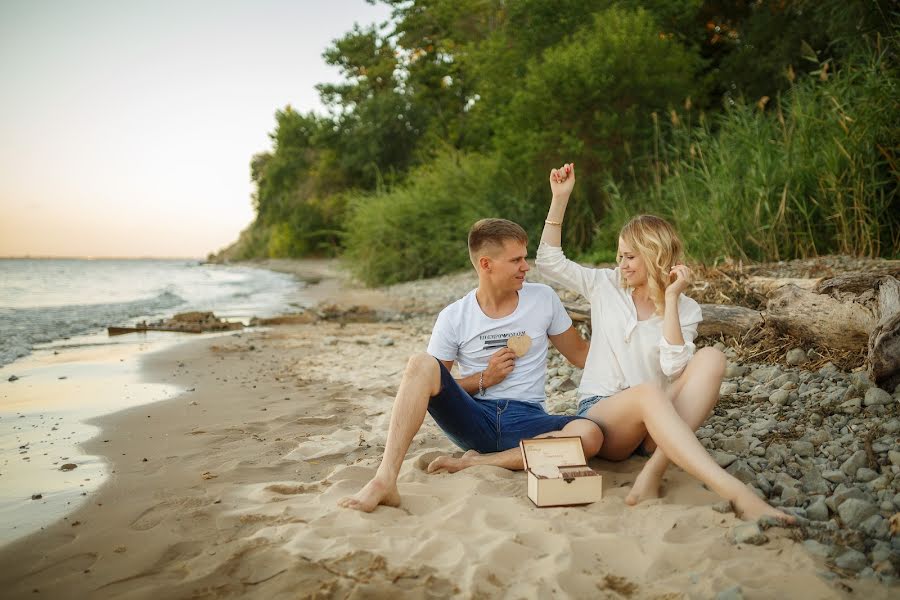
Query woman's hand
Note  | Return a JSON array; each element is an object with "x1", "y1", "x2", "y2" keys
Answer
[
  {"x1": 549, "y1": 163, "x2": 575, "y2": 200},
  {"x1": 666, "y1": 264, "x2": 693, "y2": 298}
]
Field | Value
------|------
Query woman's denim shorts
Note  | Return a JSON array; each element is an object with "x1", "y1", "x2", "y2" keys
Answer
[
  {"x1": 427, "y1": 358, "x2": 587, "y2": 453},
  {"x1": 575, "y1": 394, "x2": 609, "y2": 417}
]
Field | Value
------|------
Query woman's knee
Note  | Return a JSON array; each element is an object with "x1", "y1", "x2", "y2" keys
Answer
[
  {"x1": 695, "y1": 346, "x2": 726, "y2": 376},
  {"x1": 633, "y1": 383, "x2": 667, "y2": 410},
  {"x1": 566, "y1": 420, "x2": 604, "y2": 457}
]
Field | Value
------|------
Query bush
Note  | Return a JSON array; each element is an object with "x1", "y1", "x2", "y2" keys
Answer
[{"x1": 343, "y1": 152, "x2": 516, "y2": 285}]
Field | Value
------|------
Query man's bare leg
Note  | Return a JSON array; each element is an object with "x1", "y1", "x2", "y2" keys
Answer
[
  {"x1": 426, "y1": 418, "x2": 603, "y2": 473},
  {"x1": 587, "y1": 379, "x2": 793, "y2": 523},
  {"x1": 337, "y1": 353, "x2": 442, "y2": 512},
  {"x1": 626, "y1": 347, "x2": 725, "y2": 505}
]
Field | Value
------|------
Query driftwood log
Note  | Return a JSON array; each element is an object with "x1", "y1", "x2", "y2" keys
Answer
[{"x1": 563, "y1": 273, "x2": 900, "y2": 390}]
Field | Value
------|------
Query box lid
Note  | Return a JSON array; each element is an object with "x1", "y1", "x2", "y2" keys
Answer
[{"x1": 520, "y1": 436, "x2": 586, "y2": 470}]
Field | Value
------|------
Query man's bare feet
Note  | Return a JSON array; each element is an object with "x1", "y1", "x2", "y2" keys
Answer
[
  {"x1": 625, "y1": 466, "x2": 663, "y2": 506},
  {"x1": 337, "y1": 477, "x2": 401, "y2": 512},
  {"x1": 732, "y1": 490, "x2": 796, "y2": 524},
  {"x1": 426, "y1": 449, "x2": 481, "y2": 474}
]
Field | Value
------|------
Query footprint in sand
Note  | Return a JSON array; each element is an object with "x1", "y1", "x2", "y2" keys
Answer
[
  {"x1": 130, "y1": 497, "x2": 206, "y2": 531},
  {"x1": 27, "y1": 552, "x2": 98, "y2": 578},
  {"x1": 294, "y1": 414, "x2": 341, "y2": 426},
  {"x1": 265, "y1": 483, "x2": 320, "y2": 496}
]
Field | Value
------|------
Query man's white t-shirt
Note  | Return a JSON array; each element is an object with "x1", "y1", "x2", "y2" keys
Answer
[{"x1": 426, "y1": 282, "x2": 572, "y2": 403}]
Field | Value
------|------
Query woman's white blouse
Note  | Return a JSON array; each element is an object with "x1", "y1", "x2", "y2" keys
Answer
[{"x1": 535, "y1": 242, "x2": 703, "y2": 399}]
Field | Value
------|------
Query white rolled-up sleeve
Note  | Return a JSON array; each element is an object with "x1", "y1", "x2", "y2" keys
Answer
[
  {"x1": 658, "y1": 298, "x2": 703, "y2": 377},
  {"x1": 535, "y1": 242, "x2": 600, "y2": 299}
]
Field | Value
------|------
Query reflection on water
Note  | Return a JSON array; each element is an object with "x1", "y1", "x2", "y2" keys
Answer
[{"x1": 0, "y1": 338, "x2": 182, "y2": 545}]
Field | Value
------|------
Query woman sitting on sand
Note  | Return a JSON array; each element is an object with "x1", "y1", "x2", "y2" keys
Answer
[{"x1": 536, "y1": 163, "x2": 792, "y2": 523}]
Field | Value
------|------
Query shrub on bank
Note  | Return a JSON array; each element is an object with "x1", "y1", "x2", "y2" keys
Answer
[{"x1": 344, "y1": 152, "x2": 516, "y2": 286}]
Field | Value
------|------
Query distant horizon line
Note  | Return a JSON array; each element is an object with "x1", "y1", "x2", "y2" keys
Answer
[{"x1": 0, "y1": 255, "x2": 208, "y2": 260}]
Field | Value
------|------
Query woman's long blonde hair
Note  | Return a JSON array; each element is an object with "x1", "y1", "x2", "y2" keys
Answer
[{"x1": 618, "y1": 215, "x2": 684, "y2": 316}]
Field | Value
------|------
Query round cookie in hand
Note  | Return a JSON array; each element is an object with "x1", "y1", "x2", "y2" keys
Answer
[{"x1": 507, "y1": 334, "x2": 532, "y2": 357}]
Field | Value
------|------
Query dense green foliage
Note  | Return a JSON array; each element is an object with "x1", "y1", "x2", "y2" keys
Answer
[{"x1": 217, "y1": 0, "x2": 899, "y2": 285}]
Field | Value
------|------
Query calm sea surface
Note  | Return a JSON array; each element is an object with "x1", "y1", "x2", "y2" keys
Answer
[
  {"x1": 0, "y1": 258, "x2": 307, "y2": 544},
  {"x1": 0, "y1": 258, "x2": 304, "y2": 366}
]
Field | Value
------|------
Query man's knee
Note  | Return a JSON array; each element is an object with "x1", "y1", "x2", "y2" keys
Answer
[{"x1": 404, "y1": 352, "x2": 441, "y2": 391}]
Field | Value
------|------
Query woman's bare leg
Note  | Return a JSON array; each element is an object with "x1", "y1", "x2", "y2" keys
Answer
[
  {"x1": 586, "y1": 379, "x2": 792, "y2": 522},
  {"x1": 627, "y1": 347, "x2": 725, "y2": 504},
  {"x1": 426, "y1": 418, "x2": 604, "y2": 473}
]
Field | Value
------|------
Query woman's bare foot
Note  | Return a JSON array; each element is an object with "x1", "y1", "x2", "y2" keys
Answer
[
  {"x1": 732, "y1": 491, "x2": 796, "y2": 524},
  {"x1": 337, "y1": 477, "x2": 401, "y2": 512},
  {"x1": 625, "y1": 466, "x2": 663, "y2": 506},
  {"x1": 426, "y1": 449, "x2": 481, "y2": 474}
]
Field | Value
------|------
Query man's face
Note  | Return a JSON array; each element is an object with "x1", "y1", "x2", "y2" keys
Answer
[{"x1": 485, "y1": 239, "x2": 530, "y2": 291}]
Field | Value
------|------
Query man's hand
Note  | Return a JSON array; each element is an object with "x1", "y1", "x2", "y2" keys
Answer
[
  {"x1": 483, "y1": 347, "x2": 516, "y2": 387},
  {"x1": 549, "y1": 163, "x2": 575, "y2": 200}
]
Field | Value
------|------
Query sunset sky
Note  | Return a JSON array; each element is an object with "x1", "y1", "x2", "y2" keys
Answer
[{"x1": 0, "y1": 0, "x2": 391, "y2": 257}]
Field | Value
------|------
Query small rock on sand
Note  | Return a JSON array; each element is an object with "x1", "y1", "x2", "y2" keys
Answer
[{"x1": 59, "y1": 463, "x2": 77, "y2": 471}]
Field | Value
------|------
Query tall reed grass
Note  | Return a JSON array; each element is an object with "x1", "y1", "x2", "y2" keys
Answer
[{"x1": 591, "y1": 51, "x2": 899, "y2": 263}]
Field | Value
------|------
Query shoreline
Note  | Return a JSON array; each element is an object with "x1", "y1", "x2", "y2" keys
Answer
[{"x1": 0, "y1": 259, "x2": 896, "y2": 598}]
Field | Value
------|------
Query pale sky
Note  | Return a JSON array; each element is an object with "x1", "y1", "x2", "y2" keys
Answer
[{"x1": 0, "y1": 0, "x2": 393, "y2": 258}]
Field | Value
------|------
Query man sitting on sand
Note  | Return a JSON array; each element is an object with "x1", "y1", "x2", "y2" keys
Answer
[{"x1": 339, "y1": 218, "x2": 604, "y2": 512}]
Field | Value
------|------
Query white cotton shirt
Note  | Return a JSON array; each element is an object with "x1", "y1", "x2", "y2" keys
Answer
[
  {"x1": 426, "y1": 282, "x2": 572, "y2": 403},
  {"x1": 535, "y1": 242, "x2": 703, "y2": 399}
]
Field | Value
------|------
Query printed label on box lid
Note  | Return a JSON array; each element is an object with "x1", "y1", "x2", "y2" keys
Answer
[{"x1": 520, "y1": 436, "x2": 586, "y2": 470}]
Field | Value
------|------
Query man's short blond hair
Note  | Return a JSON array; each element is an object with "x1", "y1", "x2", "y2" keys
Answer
[{"x1": 467, "y1": 218, "x2": 528, "y2": 267}]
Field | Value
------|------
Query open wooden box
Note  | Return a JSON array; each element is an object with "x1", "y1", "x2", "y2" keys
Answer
[{"x1": 520, "y1": 436, "x2": 603, "y2": 507}]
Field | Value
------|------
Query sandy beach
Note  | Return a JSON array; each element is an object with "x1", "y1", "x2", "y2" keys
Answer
[{"x1": 0, "y1": 261, "x2": 896, "y2": 599}]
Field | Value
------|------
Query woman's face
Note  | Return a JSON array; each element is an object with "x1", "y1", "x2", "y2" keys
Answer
[{"x1": 617, "y1": 237, "x2": 647, "y2": 287}]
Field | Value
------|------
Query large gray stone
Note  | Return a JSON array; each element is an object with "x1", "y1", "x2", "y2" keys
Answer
[
  {"x1": 725, "y1": 364, "x2": 749, "y2": 378},
  {"x1": 712, "y1": 451, "x2": 738, "y2": 468},
  {"x1": 765, "y1": 443, "x2": 789, "y2": 467},
  {"x1": 829, "y1": 485, "x2": 867, "y2": 512},
  {"x1": 720, "y1": 382, "x2": 739, "y2": 395},
  {"x1": 720, "y1": 435, "x2": 751, "y2": 454},
  {"x1": 806, "y1": 497, "x2": 830, "y2": 521},
  {"x1": 834, "y1": 549, "x2": 867, "y2": 572},
  {"x1": 750, "y1": 366, "x2": 782, "y2": 383},
  {"x1": 864, "y1": 387, "x2": 892, "y2": 406},
  {"x1": 768, "y1": 389, "x2": 791, "y2": 406},
  {"x1": 822, "y1": 470, "x2": 848, "y2": 484},
  {"x1": 849, "y1": 371, "x2": 874, "y2": 391},
  {"x1": 855, "y1": 467, "x2": 878, "y2": 483},
  {"x1": 731, "y1": 523, "x2": 768, "y2": 545},
  {"x1": 726, "y1": 460, "x2": 756, "y2": 484},
  {"x1": 785, "y1": 348, "x2": 807, "y2": 366},
  {"x1": 837, "y1": 498, "x2": 878, "y2": 529},
  {"x1": 839, "y1": 397, "x2": 862, "y2": 414},
  {"x1": 791, "y1": 440, "x2": 815, "y2": 458},
  {"x1": 889, "y1": 450, "x2": 900, "y2": 467},
  {"x1": 859, "y1": 514, "x2": 889, "y2": 539},
  {"x1": 801, "y1": 467, "x2": 831, "y2": 495},
  {"x1": 840, "y1": 450, "x2": 868, "y2": 477}
]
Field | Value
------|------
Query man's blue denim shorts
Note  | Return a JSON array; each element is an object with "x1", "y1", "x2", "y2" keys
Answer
[{"x1": 427, "y1": 358, "x2": 586, "y2": 453}]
